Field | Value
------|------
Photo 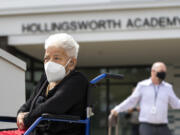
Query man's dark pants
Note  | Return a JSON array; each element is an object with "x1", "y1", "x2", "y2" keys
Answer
[{"x1": 139, "y1": 123, "x2": 172, "y2": 135}]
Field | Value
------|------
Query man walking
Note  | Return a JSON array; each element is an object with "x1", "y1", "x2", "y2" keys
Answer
[{"x1": 110, "y1": 62, "x2": 180, "y2": 135}]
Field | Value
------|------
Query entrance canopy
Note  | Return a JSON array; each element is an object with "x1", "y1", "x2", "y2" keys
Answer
[
  {"x1": 15, "y1": 38, "x2": 180, "y2": 66},
  {"x1": 0, "y1": 0, "x2": 179, "y2": 66}
]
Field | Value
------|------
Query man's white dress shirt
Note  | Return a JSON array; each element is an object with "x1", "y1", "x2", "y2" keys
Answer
[{"x1": 114, "y1": 78, "x2": 180, "y2": 124}]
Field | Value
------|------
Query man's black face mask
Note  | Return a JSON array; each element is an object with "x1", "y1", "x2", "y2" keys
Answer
[{"x1": 156, "y1": 72, "x2": 166, "y2": 80}]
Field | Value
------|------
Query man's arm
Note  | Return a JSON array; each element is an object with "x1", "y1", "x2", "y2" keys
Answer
[
  {"x1": 168, "y1": 86, "x2": 180, "y2": 109},
  {"x1": 111, "y1": 84, "x2": 141, "y2": 115}
]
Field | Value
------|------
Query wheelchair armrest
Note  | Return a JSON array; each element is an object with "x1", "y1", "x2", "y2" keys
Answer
[
  {"x1": 0, "y1": 116, "x2": 17, "y2": 122},
  {"x1": 42, "y1": 113, "x2": 81, "y2": 120}
]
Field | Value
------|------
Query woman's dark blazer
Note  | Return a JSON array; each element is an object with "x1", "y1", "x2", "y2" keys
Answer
[{"x1": 17, "y1": 70, "x2": 89, "y2": 135}]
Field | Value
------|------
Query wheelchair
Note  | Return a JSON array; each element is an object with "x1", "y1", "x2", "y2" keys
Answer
[{"x1": 0, "y1": 73, "x2": 123, "y2": 135}]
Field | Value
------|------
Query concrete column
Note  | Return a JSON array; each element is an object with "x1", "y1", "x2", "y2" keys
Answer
[
  {"x1": 0, "y1": 36, "x2": 8, "y2": 50},
  {"x1": 173, "y1": 66, "x2": 180, "y2": 97}
]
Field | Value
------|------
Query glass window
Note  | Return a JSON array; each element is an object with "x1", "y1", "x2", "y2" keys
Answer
[
  {"x1": 34, "y1": 71, "x2": 44, "y2": 82},
  {"x1": 79, "y1": 66, "x2": 150, "y2": 135},
  {"x1": 34, "y1": 61, "x2": 43, "y2": 69},
  {"x1": 26, "y1": 81, "x2": 36, "y2": 99},
  {"x1": 26, "y1": 71, "x2": 31, "y2": 81},
  {"x1": 91, "y1": 84, "x2": 107, "y2": 135}
]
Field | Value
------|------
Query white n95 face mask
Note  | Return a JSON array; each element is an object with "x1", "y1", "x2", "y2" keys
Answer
[{"x1": 44, "y1": 59, "x2": 71, "y2": 83}]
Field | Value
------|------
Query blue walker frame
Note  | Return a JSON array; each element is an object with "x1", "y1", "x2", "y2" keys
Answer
[{"x1": 0, "y1": 73, "x2": 123, "y2": 135}]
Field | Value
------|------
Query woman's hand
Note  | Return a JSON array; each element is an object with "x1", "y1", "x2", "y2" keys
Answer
[{"x1": 17, "y1": 112, "x2": 28, "y2": 130}]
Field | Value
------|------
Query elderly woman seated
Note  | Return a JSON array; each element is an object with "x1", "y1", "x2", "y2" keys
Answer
[{"x1": 0, "y1": 33, "x2": 88, "y2": 135}]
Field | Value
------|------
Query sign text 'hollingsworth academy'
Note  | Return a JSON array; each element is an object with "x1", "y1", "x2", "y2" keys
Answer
[{"x1": 22, "y1": 16, "x2": 180, "y2": 33}]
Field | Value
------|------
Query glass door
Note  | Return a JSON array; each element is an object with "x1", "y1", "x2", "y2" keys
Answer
[{"x1": 79, "y1": 66, "x2": 151, "y2": 135}]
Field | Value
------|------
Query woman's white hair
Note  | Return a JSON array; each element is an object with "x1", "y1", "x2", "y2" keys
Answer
[{"x1": 44, "y1": 33, "x2": 79, "y2": 58}]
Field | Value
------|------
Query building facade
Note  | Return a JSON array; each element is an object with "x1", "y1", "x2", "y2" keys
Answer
[{"x1": 0, "y1": 0, "x2": 180, "y2": 134}]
